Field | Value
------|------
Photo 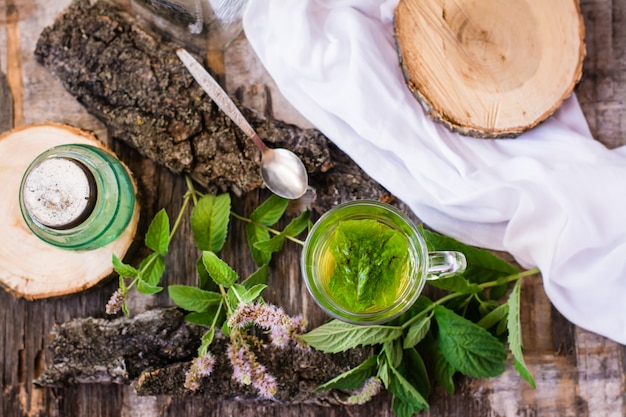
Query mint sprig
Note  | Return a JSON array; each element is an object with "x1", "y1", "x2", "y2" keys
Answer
[
  {"x1": 305, "y1": 231, "x2": 539, "y2": 413},
  {"x1": 107, "y1": 179, "x2": 538, "y2": 412}
]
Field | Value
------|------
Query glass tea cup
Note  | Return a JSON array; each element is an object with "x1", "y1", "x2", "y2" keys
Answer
[{"x1": 301, "y1": 200, "x2": 466, "y2": 325}]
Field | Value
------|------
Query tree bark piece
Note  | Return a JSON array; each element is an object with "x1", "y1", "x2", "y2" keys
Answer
[
  {"x1": 395, "y1": 0, "x2": 585, "y2": 138},
  {"x1": 0, "y1": 123, "x2": 139, "y2": 299},
  {"x1": 33, "y1": 0, "x2": 389, "y2": 207},
  {"x1": 35, "y1": 309, "x2": 373, "y2": 405}
]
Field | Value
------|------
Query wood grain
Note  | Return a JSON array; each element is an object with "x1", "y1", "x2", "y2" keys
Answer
[
  {"x1": 0, "y1": 123, "x2": 139, "y2": 300},
  {"x1": 0, "y1": 0, "x2": 625, "y2": 416},
  {"x1": 395, "y1": 0, "x2": 585, "y2": 138}
]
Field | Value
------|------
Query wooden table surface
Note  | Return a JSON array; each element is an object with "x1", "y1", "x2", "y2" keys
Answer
[{"x1": 1, "y1": 1, "x2": 625, "y2": 416}]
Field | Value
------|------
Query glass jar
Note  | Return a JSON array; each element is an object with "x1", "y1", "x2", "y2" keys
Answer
[
  {"x1": 127, "y1": 0, "x2": 248, "y2": 52},
  {"x1": 19, "y1": 144, "x2": 136, "y2": 251}
]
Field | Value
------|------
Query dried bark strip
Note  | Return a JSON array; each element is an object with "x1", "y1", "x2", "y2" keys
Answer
[
  {"x1": 35, "y1": 309, "x2": 372, "y2": 405},
  {"x1": 34, "y1": 0, "x2": 389, "y2": 208}
]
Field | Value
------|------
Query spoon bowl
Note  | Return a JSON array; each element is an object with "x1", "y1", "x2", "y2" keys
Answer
[
  {"x1": 176, "y1": 48, "x2": 308, "y2": 199},
  {"x1": 261, "y1": 148, "x2": 308, "y2": 199}
]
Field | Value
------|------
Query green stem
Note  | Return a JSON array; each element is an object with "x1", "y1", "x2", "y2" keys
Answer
[
  {"x1": 185, "y1": 175, "x2": 201, "y2": 206},
  {"x1": 230, "y1": 211, "x2": 306, "y2": 246},
  {"x1": 400, "y1": 267, "x2": 540, "y2": 330},
  {"x1": 169, "y1": 192, "x2": 192, "y2": 241},
  {"x1": 219, "y1": 285, "x2": 233, "y2": 315},
  {"x1": 211, "y1": 301, "x2": 224, "y2": 329}
]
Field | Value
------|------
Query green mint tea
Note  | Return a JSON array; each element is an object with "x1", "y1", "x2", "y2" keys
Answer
[
  {"x1": 320, "y1": 218, "x2": 411, "y2": 313},
  {"x1": 302, "y1": 200, "x2": 426, "y2": 323}
]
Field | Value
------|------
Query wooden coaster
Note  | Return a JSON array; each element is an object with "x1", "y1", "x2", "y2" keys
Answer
[
  {"x1": 395, "y1": 0, "x2": 585, "y2": 138},
  {"x1": 0, "y1": 123, "x2": 139, "y2": 300}
]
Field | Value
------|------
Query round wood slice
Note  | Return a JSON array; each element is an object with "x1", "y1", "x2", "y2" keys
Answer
[
  {"x1": 0, "y1": 123, "x2": 139, "y2": 300},
  {"x1": 395, "y1": 0, "x2": 585, "y2": 138}
]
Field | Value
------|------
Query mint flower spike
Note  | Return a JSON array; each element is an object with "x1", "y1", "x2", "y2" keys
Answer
[
  {"x1": 227, "y1": 340, "x2": 277, "y2": 399},
  {"x1": 227, "y1": 302, "x2": 307, "y2": 348},
  {"x1": 105, "y1": 288, "x2": 126, "y2": 315},
  {"x1": 346, "y1": 377, "x2": 383, "y2": 405},
  {"x1": 184, "y1": 352, "x2": 216, "y2": 391}
]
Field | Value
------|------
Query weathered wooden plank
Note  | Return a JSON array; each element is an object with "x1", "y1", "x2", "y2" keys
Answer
[
  {"x1": 1, "y1": 0, "x2": 626, "y2": 416},
  {"x1": 0, "y1": 70, "x2": 12, "y2": 130}
]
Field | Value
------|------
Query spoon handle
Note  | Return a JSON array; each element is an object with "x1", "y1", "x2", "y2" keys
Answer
[{"x1": 176, "y1": 48, "x2": 266, "y2": 150}]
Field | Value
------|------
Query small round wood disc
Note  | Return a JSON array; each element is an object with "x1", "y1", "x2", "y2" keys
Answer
[
  {"x1": 0, "y1": 123, "x2": 139, "y2": 300},
  {"x1": 395, "y1": 0, "x2": 585, "y2": 138}
]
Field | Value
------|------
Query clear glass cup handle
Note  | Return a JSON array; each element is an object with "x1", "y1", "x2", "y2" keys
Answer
[{"x1": 426, "y1": 251, "x2": 467, "y2": 280}]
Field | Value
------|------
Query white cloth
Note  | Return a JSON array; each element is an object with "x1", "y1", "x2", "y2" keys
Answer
[{"x1": 243, "y1": 0, "x2": 626, "y2": 344}]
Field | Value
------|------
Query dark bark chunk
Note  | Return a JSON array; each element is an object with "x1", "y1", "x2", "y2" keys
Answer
[
  {"x1": 34, "y1": 0, "x2": 389, "y2": 207},
  {"x1": 36, "y1": 309, "x2": 373, "y2": 405}
]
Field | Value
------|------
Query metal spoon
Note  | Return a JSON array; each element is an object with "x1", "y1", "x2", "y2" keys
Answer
[{"x1": 176, "y1": 48, "x2": 308, "y2": 199}]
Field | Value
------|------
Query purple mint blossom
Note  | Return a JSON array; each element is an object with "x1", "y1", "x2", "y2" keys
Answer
[
  {"x1": 252, "y1": 368, "x2": 277, "y2": 399},
  {"x1": 269, "y1": 325, "x2": 290, "y2": 348},
  {"x1": 196, "y1": 352, "x2": 216, "y2": 377},
  {"x1": 228, "y1": 303, "x2": 307, "y2": 348},
  {"x1": 105, "y1": 289, "x2": 125, "y2": 315},
  {"x1": 228, "y1": 303, "x2": 291, "y2": 329},
  {"x1": 347, "y1": 377, "x2": 383, "y2": 405},
  {"x1": 227, "y1": 339, "x2": 277, "y2": 399},
  {"x1": 227, "y1": 343, "x2": 253, "y2": 385},
  {"x1": 184, "y1": 352, "x2": 216, "y2": 391}
]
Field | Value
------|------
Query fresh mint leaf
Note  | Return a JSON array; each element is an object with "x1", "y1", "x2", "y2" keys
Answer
[
  {"x1": 202, "y1": 251, "x2": 238, "y2": 288},
  {"x1": 434, "y1": 305, "x2": 507, "y2": 378},
  {"x1": 282, "y1": 210, "x2": 310, "y2": 237},
  {"x1": 242, "y1": 284, "x2": 267, "y2": 304},
  {"x1": 242, "y1": 265, "x2": 269, "y2": 289},
  {"x1": 477, "y1": 303, "x2": 509, "y2": 330},
  {"x1": 253, "y1": 234, "x2": 285, "y2": 253},
  {"x1": 400, "y1": 348, "x2": 430, "y2": 399},
  {"x1": 423, "y1": 335, "x2": 456, "y2": 394},
  {"x1": 377, "y1": 357, "x2": 391, "y2": 388},
  {"x1": 246, "y1": 223, "x2": 271, "y2": 266},
  {"x1": 254, "y1": 210, "x2": 309, "y2": 255},
  {"x1": 196, "y1": 256, "x2": 218, "y2": 292},
  {"x1": 136, "y1": 279, "x2": 163, "y2": 295},
  {"x1": 421, "y1": 227, "x2": 519, "y2": 284},
  {"x1": 227, "y1": 285, "x2": 241, "y2": 309},
  {"x1": 388, "y1": 363, "x2": 429, "y2": 413},
  {"x1": 427, "y1": 274, "x2": 481, "y2": 294},
  {"x1": 185, "y1": 311, "x2": 213, "y2": 326},
  {"x1": 168, "y1": 285, "x2": 222, "y2": 312},
  {"x1": 140, "y1": 252, "x2": 165, "y2": 286},
  {"x1": 145, "y1": 208, "x2": 170, "y2": 256},
  {"x1": 390, "y1": 296, "x2": 433, "y2": 326},
  {"x1": 384, "y1": 339, "x2": 403, "y2": 368},
  {"x1": 112, "y1": 255, "x2": 138, "y2": 278},
  {"x1": 393, "y1": 396, "x2": 426, "y2": 417},
  {"x1": 328, "y1": 219, "x2": 408, "y2": 312},
  {"x1": 316, "y1": 356, "x2": 377, "y2": 391},
  {"x1": 191, "y1": 194, "x2": 231, "y2": 252},
  {"x1": 185, "y1": 303, "x2": 224, "y2": 327},
  {"x1": 250, "y1": 194, "x2": 288, "y2": 226},
  {"x1": 507, "y1": 279, "x2": 536, "y2": 388},
  {"x1": 300, "y1": 320, "x2": 403, "y2": 353},
  {"x1": 403, "y1": 315, "x2": 431, "y2": 349},
  {"x1": 119, "y1": 275, "x2": 127, "y2": 292}
]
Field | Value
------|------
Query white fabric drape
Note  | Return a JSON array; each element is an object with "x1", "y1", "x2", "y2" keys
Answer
[{"x1": 243, "y1": 0, "x2": 626, "y2": 344}]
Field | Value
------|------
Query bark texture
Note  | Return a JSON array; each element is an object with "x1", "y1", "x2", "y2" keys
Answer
[
  {"x1": 34, "y1": 0, "x2": 389, "y2": 209},
  {"x1": 35, "y1": 309, "x2": 373, "y2": 405}
]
